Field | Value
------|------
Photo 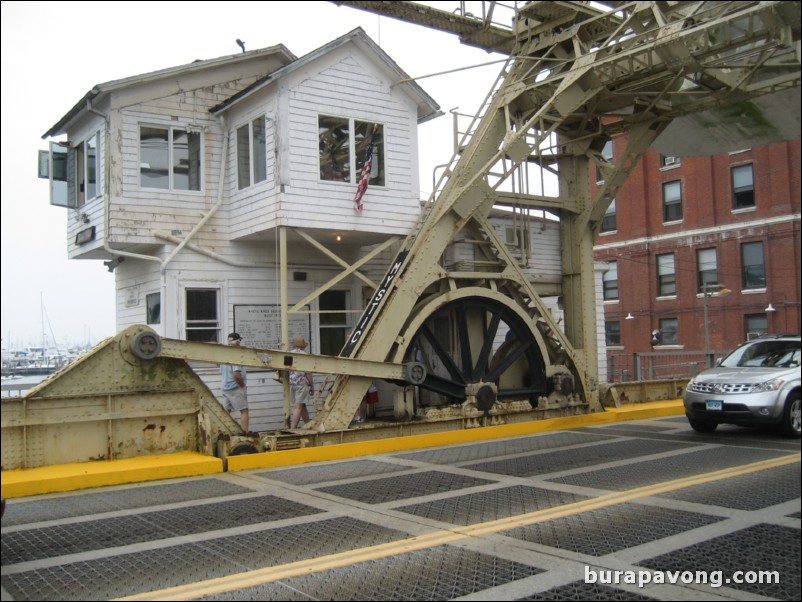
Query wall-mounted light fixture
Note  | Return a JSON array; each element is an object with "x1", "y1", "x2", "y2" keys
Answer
[
  {"x1": 104, "y1": 256, "x2": 125, "y2": 272},
  {"x1": 625, "y1": 313, "x2": 635, "y2": 320},
  {"x1": 765, "y1": 303, "x2": 776, "y2": 312},
  {"x1": 75, "y1": 226, "x2": 96, "y2": 245}
]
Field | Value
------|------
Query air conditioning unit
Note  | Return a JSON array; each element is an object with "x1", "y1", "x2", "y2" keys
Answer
[{"x1": 663, "y1": 156, "x2": 680, "y2": 166}]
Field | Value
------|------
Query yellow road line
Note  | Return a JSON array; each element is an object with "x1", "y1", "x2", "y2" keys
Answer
[{"x1": 114, "y1": 452, "x2": 800, "y2": 601}]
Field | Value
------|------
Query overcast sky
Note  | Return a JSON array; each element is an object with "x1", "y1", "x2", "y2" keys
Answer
[{"x1": 1, "y1": 1, "x2": 504, "y2": 350}]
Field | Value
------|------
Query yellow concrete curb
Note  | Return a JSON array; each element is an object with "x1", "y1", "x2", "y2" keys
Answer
[
  {"x1": 227, "y1": 400, "x2": 685, "y2": 471},
  {"x1": 1, "y1": 451, "x2": 223, "y2": 498},
  {"x1": 1, "y1": 401, "x2": 683, "y2": 497}
]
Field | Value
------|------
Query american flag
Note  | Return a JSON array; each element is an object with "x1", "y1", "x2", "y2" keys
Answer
[{"x1": 353, "y1": 125, "x2": 377, "y2": 214}]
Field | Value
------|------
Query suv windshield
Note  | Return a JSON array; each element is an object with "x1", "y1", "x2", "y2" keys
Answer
[{"x1": 720, "y1": 340, "x2": 801, "y2": 369}]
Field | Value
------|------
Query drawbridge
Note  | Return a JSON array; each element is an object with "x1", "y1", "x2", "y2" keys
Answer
[{"x1": 4, "y1": 1, "x2": 800, "y2": 468}]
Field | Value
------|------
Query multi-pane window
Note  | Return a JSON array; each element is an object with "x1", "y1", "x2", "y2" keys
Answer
[
  {"x1": 657, "y1": 254, "x2": 676, "y2": 297},
  {"x1": 319, "y1": 116, "x2": 384, "y2": 186},
  {"x1": 741, "y1": 241, "x2": 766, "y2": 290},
  {"x1": 662, "y1": 180, "x2": 682, "y2": 222},
  {"x1": 605, "y1": 321, "x2": 621, "y2": 346},
  {"x1": 696, "y1": 248, "x2": 718, "y2": 292},
  {"x1": 237, "y1": 115, "x2": 267, "y2": 190},
  {"x1": 732, "y1": 164, "x2": 755, "y2": 209},
  {"x1": 319, "y1": 290, "x2": 350, "y2": 355},
  {"x1": 659, "y1": 318, "x2": 679, "y2": 345},
  {"x1": 603, "y1": 261, "x2": 618, "y2": 301},
  {"x1": 46, "y1": 133, "x2": 101, "y2": 208},
  {"x1": 185, "y1": 288, "x2": 220, "y2": 342},
  {"x1": 140, "y1": 125, "x2": 202, "y2": 191},
  {"x1": 600, "y1": 198, "x2": 616, "y2": 233}
]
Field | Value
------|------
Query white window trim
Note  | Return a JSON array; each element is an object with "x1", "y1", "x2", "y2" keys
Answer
[
  {"x1": 180, "y1": 282, "x2": 224, "y2": 342},
  {"x1": 139, "y1": 123, "x2": 204, "y2": 193}
]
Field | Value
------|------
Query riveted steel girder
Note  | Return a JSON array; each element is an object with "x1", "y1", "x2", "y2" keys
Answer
[{"x1": 310, "y1": 1, "x2": 801, "y2": 432}]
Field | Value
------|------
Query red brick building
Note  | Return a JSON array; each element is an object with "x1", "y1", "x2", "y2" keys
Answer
[{"x1": 593, "y1": 138, "x2": 801, "y2": 380}]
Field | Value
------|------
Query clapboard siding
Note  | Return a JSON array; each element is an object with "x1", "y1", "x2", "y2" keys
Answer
[
  {"x1": 60, "y1": 31, "x2": 578, "y2": 433},
  {"x1": 110, "y1": 74, "x2": 261, "y2": 245},
  {"x1": 216, "y1": 49, "x2": 423, "y2": 240}
]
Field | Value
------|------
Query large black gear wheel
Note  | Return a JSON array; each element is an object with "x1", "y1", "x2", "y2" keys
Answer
[{"x1": 404, "y1": 296, "x2": 547, "y2": 409}]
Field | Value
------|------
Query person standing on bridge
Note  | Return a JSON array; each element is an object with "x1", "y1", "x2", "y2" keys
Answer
[
  {"x1": 289, "y1": 335, "x2": 314, "y2": 428},
  {"x1": 221, "y1": 332, "x2": 249, "y2": 433}
]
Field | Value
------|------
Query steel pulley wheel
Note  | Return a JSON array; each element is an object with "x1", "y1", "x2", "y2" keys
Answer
[{"x1": 404, "y1": 296, "x2": 546, "y2": 408}]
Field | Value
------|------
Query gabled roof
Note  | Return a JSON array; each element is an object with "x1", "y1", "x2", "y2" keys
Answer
[
  {"x1": 42, "y1": 44, "x2": 297, "y2": 139},
  {"x1": 210, "y1": 27, "x2": 442, "y2": 124}
]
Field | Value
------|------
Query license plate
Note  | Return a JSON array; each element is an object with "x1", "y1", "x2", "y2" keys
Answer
[{"x1": 705, "y1": 400, "x2": 723, "y2": 411}]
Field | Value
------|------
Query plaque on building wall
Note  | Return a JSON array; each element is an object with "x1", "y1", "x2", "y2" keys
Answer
[{"x1": 233, "y1": 304, "x2": 311, "y2": 349}]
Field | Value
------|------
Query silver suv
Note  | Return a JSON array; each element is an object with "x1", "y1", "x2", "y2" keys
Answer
[{"x1": 684, "y1": 335, "x2": 801, "y2": 438}]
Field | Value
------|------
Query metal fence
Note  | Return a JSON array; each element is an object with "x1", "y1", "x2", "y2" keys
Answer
[{"x1": 607, "y1": 350, "x2": 728, "y2": 383}]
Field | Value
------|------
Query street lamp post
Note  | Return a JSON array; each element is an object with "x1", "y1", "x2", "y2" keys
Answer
[{"x1": 702, "y1": 282, "x2": 731, "y2": 368}]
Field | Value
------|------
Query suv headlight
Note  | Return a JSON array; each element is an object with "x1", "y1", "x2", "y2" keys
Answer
[{"x1": 753, "y1": 378, "x2": 785, "y2": 393}]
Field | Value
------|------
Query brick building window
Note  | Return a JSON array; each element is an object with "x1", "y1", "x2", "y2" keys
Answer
[
  {"x1": 732, "y1": 164, "x2": 755, "y2": 209},
  {"x1": 662, "y1": 181, "x2": 682, "y2": 222},
  {"x1": 603, "y1": 261, "x2": 619, "y2": 301},
  {"x1": 605, "y1": 321, "x2": 621, "y2": 346},
  {"x1": 745, "y1": 314, "x2": 768, "y2": 339},
  {"x1": 600, "y1": 198, "x2": 616, "y2": 233},
  {"x1": 741, "y1": 241, "x2": 765, "y2": 290},
  {"x1": 657, "y1": 253, "x2": 676, "y2": 297},
  {"x1": 659, "y1": 318, "x2": 679, "y2": 345},
  {"x1": 696, "y1": 248, "x2": 718, "y2": 292}
]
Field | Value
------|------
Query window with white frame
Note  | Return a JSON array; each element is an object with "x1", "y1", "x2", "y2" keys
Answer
[
  {"x1": 46, "y1": 132, "x2": 101, "y2": 208},
  {"x1": 600, "y1": 198, "x2": 616, "y2": 233},
  {"x1": 662, "y1": 180, "x2": 682, "y2": 222},
  {"x1": 140, "y1": 125, "x2": 202, "y2": 191},
  {"x1": 185, "y1": 288, "x2": 220, "y2": 342},
  {"x1": 741, "y1": 241, "x2": 766, "y2": 290},
  {"x1": 659, "y1": 318, "x2": 679, "y2": 345},
  {"x1": 603, "y1": 261, "x2": 619, "y2": 301},
  {"x1": 146, "y1": 292, "x2": 161, "y2": 325},
  {"x1": 605, "y1": 321, "x2": 621, "y2": 346},
  {"x1": 696, "y1": 248, "x2": 718, "y2": 292},
  {"x1": 657, "y1": 253, "x2": 676, "y2": 297},
  {"x1": 318, "y1": 116, "x2": 384, "y2": 186},
  {"x1": 237, "y1": 115, "x2": 267, "y2": 190},
  {"x1": 77, "y1": 132, "x2": 99, "y2": 206},
  {"x1": 732, "y1": 163, "x2": 755, "y2": 209}
]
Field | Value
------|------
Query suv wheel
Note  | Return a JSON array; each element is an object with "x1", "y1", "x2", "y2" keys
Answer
[
  {"x1": 779, "y1": 393, "x2": 801, "y2": 439},
  {"x1": 688, "y1": 418, "x2": 718, "y2": 433}
]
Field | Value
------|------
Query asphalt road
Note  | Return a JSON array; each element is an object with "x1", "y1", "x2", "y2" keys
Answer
[{"x1": 2, "y1": 415, "x2": 800, "y2": 601}]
